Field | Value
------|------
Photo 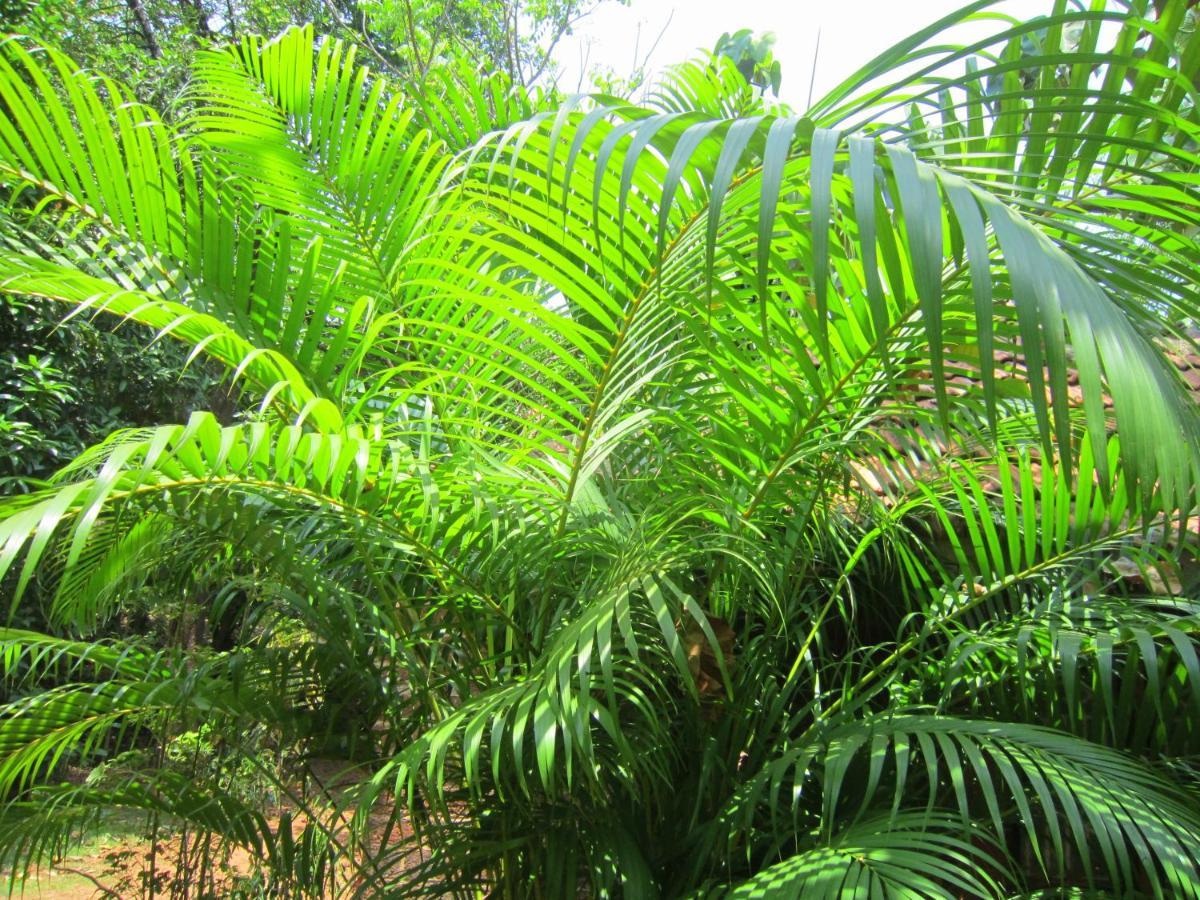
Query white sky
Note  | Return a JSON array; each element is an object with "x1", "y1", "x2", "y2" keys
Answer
[{"x1": 551, "y1": 0, "x2": 1056, "y2": 105}]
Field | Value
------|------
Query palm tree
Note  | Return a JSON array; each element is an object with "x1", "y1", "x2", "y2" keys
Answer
[{"x1": 0, "y1": 1, "x2": 1198, "y2": 895}]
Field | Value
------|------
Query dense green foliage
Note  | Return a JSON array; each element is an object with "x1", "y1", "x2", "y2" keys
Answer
[
  {"x1": 3, "y1": 0, "x2": 614, "y2": 100},
  {"x1": 0, "y1": 0, "x2": 615, "y2": 503},
  {"x1": 0, "y1": 1, "x2": 1199, "y2": 896},
  {"x1": 0, "y1": 295, "x2": 216, "y2": 493}
]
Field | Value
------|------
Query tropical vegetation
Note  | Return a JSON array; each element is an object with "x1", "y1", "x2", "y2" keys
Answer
[
  {"x1": 0, "y1": 0, "x2": 618, "y2": 494},
  {"x1": 0, "y1": 0, "x2": 1199, "y2": 896}
]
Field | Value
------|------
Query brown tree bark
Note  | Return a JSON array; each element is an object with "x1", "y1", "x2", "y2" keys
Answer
[{"x1": 125, "y1": 0, "x2": 162, "y2": 58}]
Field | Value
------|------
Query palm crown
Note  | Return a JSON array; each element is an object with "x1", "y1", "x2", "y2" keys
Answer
[{"x1": 0, "y1": 1, "x2": 1199, "y2": 896}]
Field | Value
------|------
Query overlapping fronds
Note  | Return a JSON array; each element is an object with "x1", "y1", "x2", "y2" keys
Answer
[{"x1": 0, "y1": 1, "x2": 1198, "y2": 895}]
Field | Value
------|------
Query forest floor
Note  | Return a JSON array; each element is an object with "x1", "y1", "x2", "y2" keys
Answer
[
  {"x1": 17, "y1": 814, "x2": 262, "y2": 899},
  {"x1": 17, "y1": 817, "x2": 403, "y2": 898},
  {"x1": 18, "y1": 813, "x2": 171, "y2": 899},
  {"x1": 12, "y1": 762, "x2": 419, "y2": 898}
]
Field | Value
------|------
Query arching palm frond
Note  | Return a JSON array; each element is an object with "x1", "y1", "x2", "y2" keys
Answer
[{"x1": 0, "y1": 1, "x2": 1197, "y2": 896}]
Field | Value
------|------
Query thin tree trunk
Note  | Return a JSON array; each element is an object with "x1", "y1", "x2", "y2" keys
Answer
[
  {"x1": 126, "y1": 0, "x2": 162, "y2": 58},
  {"x1": 183, "y1": 0, "x2": 212, "y2": 38}
]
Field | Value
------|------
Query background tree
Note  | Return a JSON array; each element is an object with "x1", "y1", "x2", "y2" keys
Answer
[
  {"x1": 2, "y1": 0, "x2": 617, "y2": 101},
  {"x1": 714, "y1": 27, "x2": 781, "y2": 96},
  {"x1": 0, "y1": 297, "x2": 214, "y2": 492}
]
